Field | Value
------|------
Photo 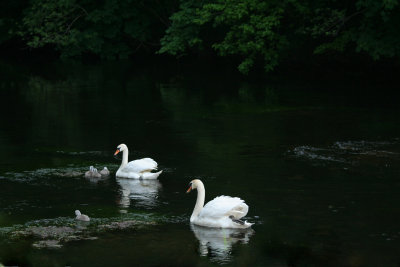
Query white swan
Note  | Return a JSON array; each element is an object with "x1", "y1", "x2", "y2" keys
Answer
[
  {"x1": 187, "y1": 179, "x2": 253, "y2": 229},
  {"x1": 114, "y1": 144, "x2": 162, "y2": 179},
  {"x1": 75, "y1": 210, "x2": 90, "y2": 221}
]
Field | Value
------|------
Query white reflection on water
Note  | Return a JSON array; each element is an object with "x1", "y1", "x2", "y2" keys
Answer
[
  {"x1": 190, "y1": 224, "x2": 254, "y2": 263},
  {"x1": 116, "y1": 178, "x2": 162, "y2": 209}
]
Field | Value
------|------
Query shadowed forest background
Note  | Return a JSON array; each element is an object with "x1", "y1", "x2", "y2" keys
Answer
[{"x1": 0, "y1": 0, "x2": 399, "y2": 76}]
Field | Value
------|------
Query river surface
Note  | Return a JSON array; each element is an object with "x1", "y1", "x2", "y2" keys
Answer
[{"x1": 0, "y1": 60, "x2": 399, "y2": 266}]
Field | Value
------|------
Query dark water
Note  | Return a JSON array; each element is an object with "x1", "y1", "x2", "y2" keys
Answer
[{"x1": 0, "y1": 60, "x2": 399, "y2": 266}]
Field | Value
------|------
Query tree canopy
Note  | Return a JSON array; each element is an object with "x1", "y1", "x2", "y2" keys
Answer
[{"x1": 1, "y1": 0, "x2": 399, "y2": 73}]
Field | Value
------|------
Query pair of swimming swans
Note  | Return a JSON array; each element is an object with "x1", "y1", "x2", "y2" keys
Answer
[{"x1": 114, "y1": 143, "x2": 252, "y2": 229}]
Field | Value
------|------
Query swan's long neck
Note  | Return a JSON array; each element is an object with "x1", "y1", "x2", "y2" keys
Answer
[
  {"x1": 191, "y1": 182, "x2": 205, "y2": 222},
  {"x1": 121, "y1": 148, "x2": 129, "y2": 168}
]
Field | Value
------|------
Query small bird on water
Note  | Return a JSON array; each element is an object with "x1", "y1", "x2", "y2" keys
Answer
[
  {"x1": 75, "y1": 210, "x2": 90, "y2": 222},
  {"x1": 85, "y1": 166, "x2": 101, "y2": 178},
  {"x1": 99, "y1": 167, "x2": 110, "y2": 176}
]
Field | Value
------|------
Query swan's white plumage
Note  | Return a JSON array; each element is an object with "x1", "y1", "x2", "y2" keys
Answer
[
  {"x1": 123, "y1": 158, "x2": 158, "y2": 173},
  {"x1": 188, "y1": 179, "x2": 252, "y2": 229},
  {"x1": 199, "y1": 196, "x2": 248, "y2": 219},
  {"x1": 115, "y1": 144, "x2": 162, "y2": 179}
]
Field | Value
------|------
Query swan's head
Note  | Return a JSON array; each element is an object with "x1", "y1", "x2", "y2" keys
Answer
[
  {"x1": 75, "y1": 210, "x2": 81, "y2": 216},
  {"x1": 186, "y1": 179, "x2": 202, "y2": 193},
  {"x1": 114, "y1": 144, "x2": 128, "y2": 155}
]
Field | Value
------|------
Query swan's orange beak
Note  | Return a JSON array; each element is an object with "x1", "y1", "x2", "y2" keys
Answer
[
  {"x1": 114, "y1": 149, "x2": 120, "y2": 156},
  {"x1": 186, "y1": 186, "x2": 192, "y2": 193}
]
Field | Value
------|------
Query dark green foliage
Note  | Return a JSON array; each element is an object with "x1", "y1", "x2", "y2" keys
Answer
[
  {"x1": 17, "y1": 0, "x2": 177, "y2": 58},
  {"x1": 310, "y1": 0, "x2": 400, "y2": 59},
  {"x1": 159, "y1": 0, "x2": 400, "y2": 73},
  {"x1": 159, "y1": 0, "x2": 291, "y2": 73},
  {"x1": 0, "y1": 0, "x2": 28, "y2": 43},
  {"x1": 1, "y1": 0, "x2": 399, "y2": 73}
]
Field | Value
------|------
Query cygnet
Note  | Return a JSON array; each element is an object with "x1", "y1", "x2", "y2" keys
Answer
[
  {"x1": 75, "y1": 210, "x2": 90, "y2": 221},
  {"x1": 91, "y1": 167, "x2": 102, "y2": 178},
  {"x1": 99, "y1": 167, "x2": 110, "y2": 176},
  {"x1": 85, "y1": 166, "x2": 101, "y2": 178},
  {"x1": 84, "y1": 166, "x2": 94, "y2": 178}
]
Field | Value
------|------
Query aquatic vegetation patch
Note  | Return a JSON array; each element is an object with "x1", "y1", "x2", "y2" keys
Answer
[
  {"x1": 1, "y1": 215, "x2": 158, "y2": 249},
  {"x1": 56, "y1": 150, "x2": 104, "y2": 156},
  {"x1": 289, "y1": 139, "x2": 400, "y2": 168},
  {"x1": 291, "y1": 146, "x2": 346, "y2": 163},
  {"x1": 12, "y1": 225, "x2": 78, "y2": 240},
  {"x1": 0, "y1": 164, "x2": 118, "y2": 184},
  {"x1": 0, "y1": 167, "x2": 84, "y2": 183}
]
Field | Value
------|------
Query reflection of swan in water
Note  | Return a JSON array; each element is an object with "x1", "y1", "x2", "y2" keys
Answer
[
  {"x1": 190, "y1": 224, "x2": 254, "y2": 263},
  {"x1": 116, "y1": 178, "x2": 162, "y2": 208}
]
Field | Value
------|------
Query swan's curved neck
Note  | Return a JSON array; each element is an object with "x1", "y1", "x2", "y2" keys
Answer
[
  {"x1": 191, "y1": 182, "x2": 205, "y2": 221},
  {"x1": 121, "y1": 149, "x2": 129, "y2": 167}
]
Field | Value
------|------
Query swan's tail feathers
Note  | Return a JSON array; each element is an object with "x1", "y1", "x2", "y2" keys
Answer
[
  {"x1": 141, "y1": 170, "x2": 162, "y2": 179},
  {"x1": 229, "y1": 215, "x2": 245, "y2": 225},
  {"x1": 142, "y1": 158, "x2": 158, "y2": 170},
  {"x1": 229, "y1": 215, "x2": 253, "y2": 228},
  {"x1": 229, "y1": 210, "x2": 245, "y2": 218},
  {"x1": 243, "y1": 221, "x2": 254, "y2": 228}
]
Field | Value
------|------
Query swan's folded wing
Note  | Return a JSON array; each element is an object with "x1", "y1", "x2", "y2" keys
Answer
[
  {"x1": 200, "y1": 196, "x2": 249, "y2": 220},
  {"x1": 123, "y1": 158, "x2": 158, "y2": 173}
]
